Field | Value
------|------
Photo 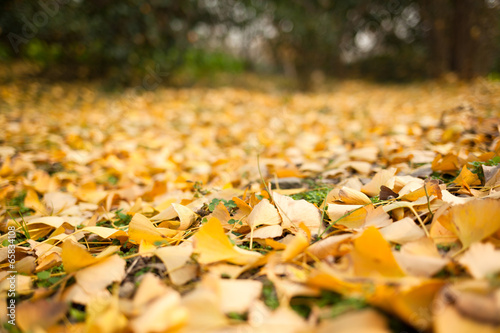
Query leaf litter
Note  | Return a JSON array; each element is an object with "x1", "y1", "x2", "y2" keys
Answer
[{"x1": 1, "y1": 79, "x2": 500, "y2": 332}]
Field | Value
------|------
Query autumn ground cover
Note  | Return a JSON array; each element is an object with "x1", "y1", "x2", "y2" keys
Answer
[{"x1": 1, "y1": 78, "x2": 500, "y2": 333}]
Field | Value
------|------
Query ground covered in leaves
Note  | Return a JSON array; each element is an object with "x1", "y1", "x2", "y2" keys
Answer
[{"x1": 1, "y1": 79, "x2": 500, "y2": 333}]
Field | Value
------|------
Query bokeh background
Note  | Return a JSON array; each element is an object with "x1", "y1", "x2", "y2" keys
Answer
[{"x1": 1, "y1": 0, "x2": 499, "y2": 89}]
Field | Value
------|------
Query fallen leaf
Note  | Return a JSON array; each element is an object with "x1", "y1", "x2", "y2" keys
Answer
[
  {"x1": 436, "y1": 199, "x2": 500, "y2": 250},
  {"x1": 16, "y1": 299, "x2": 67, "y2": 332},
  {"x1": 379, "y1": 217, "x2": 426, "y2": 244},
  {"x1": 361, "y1": 168, "x2": 397, "y2": 196},
  {"x1": 128, "y1": 213, "x2": 176, "y2": 245},
  {"x1": 317, "y1": 308, "x2": 390, "y2": 333},
  {"x1": 272, "y1": 191, "x2": 322, "y2": 234},
  {"x1": 193, "y1": 217, "x2": 240, "y2": 264},
  {"x1": 151, "y1": 203, "x2": 197, "y2": 230},
  {"x1": 458, "y1": 242, "x2": 500, "y2": 279},
  {"x1": 351, "y1": 227, "x2": 406, "y2": 278}
]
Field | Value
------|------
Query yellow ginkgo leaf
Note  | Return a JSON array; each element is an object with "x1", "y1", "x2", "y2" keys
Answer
[
  {"x1": 247, "y1": 198, "x2": 282, "y2": 229},
  {"x1": 351, "y1": 226, "x2": 406, "y2": 278},
  {"x1": 193, "y1": 217, "x2": 240, "y2": 264},
  {"x1": 361, "y1": 168, "x2": 397, "y2": 197},
  {"x1": 338, "y1": 186, "x2": 372, "y2": 205},
  {"x1": 82, "y1": 226, "x2": 127, "y2": 239},
  {"x1": 24, "y1": 189, "x2": 48, "y2": 215},
  {"x1": 281, "y1": 233, "x2": 309, "y2": 262},
  {"x1": 128, "y1": 213, "x2": 172, "y2": 244},
  {"x1": 368, "y1": 279, "x2": 445, "y2": 331},
  {"x1": 228, "y1": 245, "x2": 263, "y2": 266},
  {"x1": 151, "y1": 203, "x2": 197, "y2": 230},
  {"x1": 272, "y1": 191, "x2": 321, "y2": 233},
  {"x1": 247, "y1": 198, "x2": 282, "y2": 248},
  {"x1": 439, "y1": 199, "x2": 500, "y2": 250},
  {"x1": 307, "y1": 262, "x2": 364, "y2": 295},
  {"x1": 61, "y1": 240, "x2": 99, "y2": 273}
]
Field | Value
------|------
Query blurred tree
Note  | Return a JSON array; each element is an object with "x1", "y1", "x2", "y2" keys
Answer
[
  {"x1": 0, "y1": 0, "x2": 499, "y2": 85},
  {"x1": 419, "y1": 0, "x2": 499, "y2": 79},
  {"x1": 0, "y1": 0, "x2": 216, "y2": 84},
  {"x1": 264, "y1": 0, "x2": 344, "y2": 89}
]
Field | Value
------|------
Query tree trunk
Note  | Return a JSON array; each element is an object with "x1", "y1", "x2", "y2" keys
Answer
[{"x1": 420, "y1": 0, "x2": 499, "y2": 79}]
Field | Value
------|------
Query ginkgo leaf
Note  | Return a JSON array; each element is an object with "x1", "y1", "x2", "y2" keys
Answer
[
  {"x1": 247, "y1": 301, "x2": 310, "y2": 332},
  {"x1": 151, "y1": 203, "x2": 197, "y2": 230},
  {"x1": 335, "y1": 205, "x2": 392, "y2": 231},
  {"x1": 43, "y1": 191, "x2": 77, "y2": 214},
  {"x1": 338, "y1": 186, "x2": 372, "y2": 204},
  {"x1": 75, "y1": 255, "x2": 125, "y2": 294},
  {"x1": 458, "y1": 242, "x2": 500, "y2": 279},
  {"x1": 351, "y1": 227, "x2": 406, "y2": 278},
  {"x1": 155, "y1": 242, "x2": 196, "y2": 284},
  {"x1": 61, "y1": 240, "x2": 99, "y2": 273},
  {"x1": 437, "y1": 199, "x2": 500, "y2": 249},
  {"x1": 368, "y1": 279, "x2": 445, "y2": 331},
  {"x1": 307, "y1": 262, "x2": 364, "y2": 295},
  {"x1": 272, "y1": 191, "x2": 321, "y2": 233},
  {"x1": 132, "y1": 273, "x2": 170, "y2": 309},
  {"x1": 281, "y1": 233, "x2": 310, "y2": 262},
  {"x1": 247, "y1": 224, "x2": 283, "y2": 239},
  {"x1": 24, "y1": 188, "x2": 48, "y2": 215},
  {"x1": 82, "y1": 226, "x2": 127, "y2": 239},
  {"x1": 63, "y1": 255, "x2": 126, "y2": 304},
  {"x1": 361, "y1": 168, "x2": 397, "y2": 197},
  {"x1": 130, "y1": 291, "x2": 187, "y2": 333},
  {"x1": 228, "y1": 245, "x2": 263, "y2": 266},
  {"x1": 433, "y1": 283, "x2": 500, "y2": 332},
  {"x1": 393, "y1": 251, "x2": 448, "y2": 277},
  {"x1": 16, "y1": 299, "x2": 67, "y2": 332},
  {"x1": 128, "y1": 213, "x2": 175, "y2": 244},
  {"x1": 379, "y1": 217, "x2": 426, "y2": 244},
  {"x1": 317, "y1": 309, "x2": 390, "y2": 333},
  {"x1": 86, "y1": 296, "x2": 127, "y2": 333},
  {"x1": 217, "y1": 279, "x2": 263, "y2": 313},
  {"x1": 453, "y1": 166, "x2": 481, "y2": 188},
  {"x1": 247, "y1": 198, "x2": 282, "y2": 229},
  {"x1": 181, "y1": 286, "x2": 229, "y2": 331},
  {"x1": 399, "y1": 179, "x2": 442, "y2": 202},
  {"x1": 307, "y1": 233, "x2": 353, "y2": 259},
  {"x1": 327, "y1": 203, "x2": 364, "y2": 223},
  {"x1": 247, "y1": 199, "x2": 282, "y2": 247},
  {"x1": 193, "y1": 217, "x2": 239, "y2": 264},
  {"x1": 35, "y1": 252, "x2": 62, "y2": 273}
]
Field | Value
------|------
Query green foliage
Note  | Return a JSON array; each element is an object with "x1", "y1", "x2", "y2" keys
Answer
[
  {"x1": 289, "y1": 187, "x2": 331, "y2": 206},
  {"x1": 36, "y1": 271, "x2": 51, "y2": 280},
  {"x1": 430, "y1": 171, "x2": 455, "y2": 184},
  {"x1": 208, "y1": 198, "x2": 237, "y2": 212},
  {"x1": 114, "y1": 209, "x2": 132, "y2": 226},
  {"x1": 289, "y1": 290, "x2": 367, "y2": 319},
  {"x1": 35, "y1": 265, "x2": 65, "y2": 288},
  {"x1": 193, "y1": 181, "x2": 209, "y2": 197},
  {"x1": 69, "y1": 307, "x2": 87, "y2": 322},
  {"x1": 228, "y1": 218, "x2": 242, "y2": 225},
  {"x1": 469, "y1": 156, "x2": 500, "y2": 183},
  {"x1": 329, "y1": 297, "x2": 367, "y2": 317},
  {"x1": 134, "y1": 267, "x2": 152, "y2": 278},
  {"x1": 176, "y1": 49, "x2": 246, "y2": 80},
  {"x1": 262, "y1": 280, "x2": 280, "y2": 310},
  {"x1": 227, "y1": 312, "x2": 247, "y2": 321},
  {"x1": 237, "y1": 242, "x2": 272, "y2": 254},
  {"x1": 107, "y1": 175, "x2": 119, "y2": 185},
  {"x1": 2, "y1": 323, "x2": 23, "y2": 333},
  {"x1": 7, "y1": 191, "x2": 32, "y2": 215},
  {"x1": 97, "y1": 209, "x2": 132, "y2": 228},
  {"x1": 117, "y1": 241, "x2": 138, "y2": 257}
]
